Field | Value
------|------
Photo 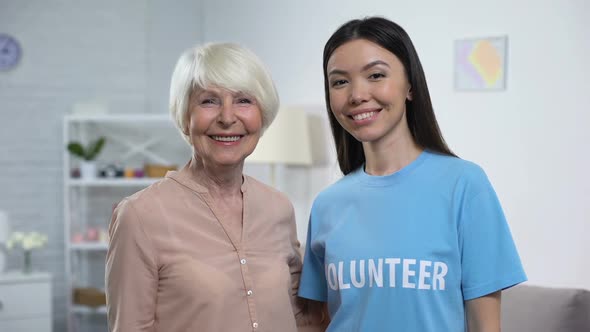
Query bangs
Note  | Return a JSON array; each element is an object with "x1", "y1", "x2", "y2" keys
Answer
[{"x1": 192, "y1": 46, "x2": 266, "y2": 107}]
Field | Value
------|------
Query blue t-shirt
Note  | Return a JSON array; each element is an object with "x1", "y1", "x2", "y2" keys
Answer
[{"x1": 299, "y1": 150, "x2": 527, "y2": 331}]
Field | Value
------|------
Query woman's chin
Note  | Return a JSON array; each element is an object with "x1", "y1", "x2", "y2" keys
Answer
[
  {"x1": 212, "y1": 156, "x2": 248, "y2": 168},
  {"x1": 350, "y1": 130, "x2": 384, "y2": 144}
]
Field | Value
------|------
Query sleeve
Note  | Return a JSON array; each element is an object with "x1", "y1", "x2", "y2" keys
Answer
[
  {"x1": 105, "y1": 199, "x2": 158, "y2": 332},
  {"x1": 459, "y1": 174, "x2": 527, "y2": 301},
  {"x1": 283, "y1": 204, "x2": 326, "y2": 331},
  {"x1": 298, "y1": 212, "x2": 328, "y2": 302},
  {"x1": 280, "y1": 206, "x2": 326, "y2": 332},
  {"x1": 286, "y1": 204, "x2": 303, "y2": 309}
]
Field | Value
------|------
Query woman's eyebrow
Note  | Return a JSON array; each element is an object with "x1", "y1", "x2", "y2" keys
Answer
[
  {"x1": 362, "y1": 60, "x2": 390, "y2": 71},
  {"x1": 328, "y1": 60, "x2": 390, "y2": 77},
  {"x1": 196, "y1": 90, "x2": 218, "y2": 97}
]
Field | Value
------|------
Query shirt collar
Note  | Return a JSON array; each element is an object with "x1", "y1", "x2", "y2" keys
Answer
[{"x1": 165, "y1": 158, "x2": 249, "y2": 194}]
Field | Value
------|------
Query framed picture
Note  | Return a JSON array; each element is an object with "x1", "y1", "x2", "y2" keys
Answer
[{"x1": 454, "y1": 36, "x2": 508, "y2": 91}]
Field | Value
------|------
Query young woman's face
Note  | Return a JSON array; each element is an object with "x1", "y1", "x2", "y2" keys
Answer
[
  {"x1": 187, "y1": 86, "x2": 262, "y2": 167},
  {"x1": 327, "y1": 39, "x2": 413, "y2": 146}
]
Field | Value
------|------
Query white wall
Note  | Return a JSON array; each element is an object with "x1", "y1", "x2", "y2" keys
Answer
[{"x1": 202, "y1": 0, "x2": 590, "y2": 289}]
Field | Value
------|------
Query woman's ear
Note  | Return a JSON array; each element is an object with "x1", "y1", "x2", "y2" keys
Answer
[
  {"x1": 182, "y1": 110, "x2": 191, "y2": 137},
  {"x1": 181, "y1": 119, "x2": 192, "y2": 144},
  {"x1": 407, "y1": 89, "x2": 413, "y2": 101}
]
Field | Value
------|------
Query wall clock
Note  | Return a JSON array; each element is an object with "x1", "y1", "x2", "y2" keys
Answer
[{"x1": 0, "y1": 34, "x2": 22, "y2": 71}]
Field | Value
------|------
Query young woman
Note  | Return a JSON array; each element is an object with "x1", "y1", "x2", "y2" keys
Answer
[{"x1": 298, "y1": 17, "x2": 526, "y2": 331}]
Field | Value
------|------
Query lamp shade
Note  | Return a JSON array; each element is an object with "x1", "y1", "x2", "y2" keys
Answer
[{"x1": 247, "y1": 107, "x2": 312, "y2": 166}]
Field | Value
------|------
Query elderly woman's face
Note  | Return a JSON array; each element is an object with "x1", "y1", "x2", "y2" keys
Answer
[{"x1": 187, "y1": 86, "x2": 263, "y2": 167}]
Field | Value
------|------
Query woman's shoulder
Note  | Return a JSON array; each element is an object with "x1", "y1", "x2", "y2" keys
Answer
[
  {"x1": 116, "y1": 177, "x2": 181, "y2": 214},
  {"x1": 243, "y1": 175, "x2": 293, "y2": 209},
  {"x1": 426, "y1": 151, "x2": 488, "y2": 180},
  {"x1": 425, "y1": 152, "x2": 496, "y2": 197},
  {"x1": 110, "y1": 177, "x2": 185, "y2": 239},
  {"x1": 310, "y1": 172, "x2": 359, "y2": 209}
]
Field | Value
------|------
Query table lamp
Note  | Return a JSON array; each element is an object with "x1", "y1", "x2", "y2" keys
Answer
[{"x1": 247, "y1": 107, "x2": 313, "y2": 186}]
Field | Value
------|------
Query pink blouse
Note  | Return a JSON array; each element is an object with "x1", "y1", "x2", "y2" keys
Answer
[{"x1": 106, "y1": 163, "x2": 322, "y2": 331}]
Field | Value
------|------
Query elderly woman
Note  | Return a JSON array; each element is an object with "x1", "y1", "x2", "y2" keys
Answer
[{"x1": 106, "y1": 42, "x2": 322, "y2": 332}]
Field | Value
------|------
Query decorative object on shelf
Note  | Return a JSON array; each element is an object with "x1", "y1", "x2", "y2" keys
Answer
[
  {"x1": 71, "y1": 232, "x2": 84, "y2": 243},
  {"x1": 134, "y1": 168, "x2": 145, "y2": 178},
  {"x1": 0, "y1": 210, "x2": 10, "y2": 273},
  {"x1": 247, "y1": 107, "x2": 313, "y2": 187},
  {"x1": 70, "y1": 168, "x2": 81, "y2": 178},
  {"x1": 0, "y1": 33, "x2": 22, "y2": 71},
  {"x1": 144, "y1": 164, "x2": 177, "y2": 178},
  {"x1": 99, "y1": 164, "x2": 124, "y2": 179},
  {"x1": 5, "y1": 231, "x2": 48, "y2": 274},
  {"x1": 99, "y1": 229, "x2": 108, "y2": 242},
  {"x1": 67, "y1": 136, "x2": 106, "y2": 179},
  {"x1": 73, "y1": 287, "x2": 107, "y2": 307},
  {"x1": 86, "y1": 228, "x2": 99, "y2": 242},
  {"x1": 124, "y1": 167, "x2": 135, "y2": 178},
  {"x1": 71, "y1": 227, "x2": 108, "y2": 244}
]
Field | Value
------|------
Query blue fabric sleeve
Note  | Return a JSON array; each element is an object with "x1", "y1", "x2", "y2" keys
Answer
[
  {"x1": 298, "y1": 217, "x2": 327, "y2": 302},
  {"x1": 460, "y1": 179, "x2": 527, "y2": 301}
]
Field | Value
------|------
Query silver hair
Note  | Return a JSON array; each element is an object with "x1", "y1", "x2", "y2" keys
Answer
[{"x1": 169, "y1": 42, "x2": 279, "y2": 144}]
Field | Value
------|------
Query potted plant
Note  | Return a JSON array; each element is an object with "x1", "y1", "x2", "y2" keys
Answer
[{"x1": 67, "y1": 137, "x2": 105, "y2": 179}]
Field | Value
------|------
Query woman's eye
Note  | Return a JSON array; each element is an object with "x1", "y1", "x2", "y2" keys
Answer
[
  {"x1": 201, "y1": 98, "x2": 216, "y2": 105},
  {"x1": 237, "y1": 98, "x2": 252, "y2": 104},
  {"x1": 331, "y1": 79, "x2": 348, "y2": 87},
  {"x1": 369, "y1": 73, "x2": 385, "y2": 80}
]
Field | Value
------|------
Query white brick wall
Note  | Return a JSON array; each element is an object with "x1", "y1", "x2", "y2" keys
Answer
[{"x1": 0, "y1": 1, "x2": 203, "y2": 330}]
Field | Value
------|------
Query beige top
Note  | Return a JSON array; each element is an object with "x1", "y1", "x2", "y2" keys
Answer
[{"x1": 106, "y1": 163, "x2": 321, "y2": 332}]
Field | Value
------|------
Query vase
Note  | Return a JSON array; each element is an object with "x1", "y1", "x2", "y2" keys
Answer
[
  {"x1": 80, "y1": 161, "x2": 97, "y2": 180},
  {"x1": 23, "y1": 250, "x2": 32, "y2": 274}
]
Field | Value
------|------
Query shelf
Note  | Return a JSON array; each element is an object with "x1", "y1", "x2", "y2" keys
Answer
[
  {"x1": 72, "y1": 305, "x2": 107, "y2": 315},
  {"x1": 0, "y1": 271, "x2": 52, "y2": 283},
  {"x1": 65, "y1": 113, "x2": 172, "y2": 123},
  {"x1": 67, "y1": 178, "x2": 162, "y2": 187},
  {"x1": 70, "y1": 242, "x2": 108, "y2": 251},
  {"x1": 64, "y1": 113, "x2": 187, "y2": 331}
]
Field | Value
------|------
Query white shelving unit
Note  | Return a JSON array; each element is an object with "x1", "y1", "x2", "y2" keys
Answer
[
  {"x1": 63, "y1": 113, "x2": 189, "y2": 332},
  {"x1": 71, "y1": 305, "x2": 108, "y2": 315},
  {"x1": 70, "y1": 243, "x2": 108, "y2": 251}
]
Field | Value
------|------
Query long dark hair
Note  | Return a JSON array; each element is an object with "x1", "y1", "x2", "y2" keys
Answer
[{"x1": 323, "y1": 17, "x2": 456, "y2": 175}]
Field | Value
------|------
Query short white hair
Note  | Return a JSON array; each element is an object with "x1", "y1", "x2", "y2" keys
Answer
[{"x1": 169, "y1": 42, "x2": 280, "y2": 144}]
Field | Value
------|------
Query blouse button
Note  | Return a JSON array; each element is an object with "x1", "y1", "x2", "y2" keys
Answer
[
  {"x1": 252, "y1": 322, "x2": 259, "y2": 329},
  {"x1": 240, "y1": 258, "x2": 247, "y2": 265},
  {"x1": 247, "y1": 290, "x2": 253, "y2": 296}
]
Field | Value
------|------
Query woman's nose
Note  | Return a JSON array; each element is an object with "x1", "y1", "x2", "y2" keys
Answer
[
  {"x1": 218, "y1": 104, "x2": 237, "y2": 126},
  {"x1": 348, "y1": 82, "x2": 369, "y2": 105}
]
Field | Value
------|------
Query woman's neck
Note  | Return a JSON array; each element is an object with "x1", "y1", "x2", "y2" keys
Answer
[
  {"x1": 362, "y1": 131, "x2": 423, "y2": 176},
  {"x1": 189, "y1": 156, "x2": 243, "y2": 198}
]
